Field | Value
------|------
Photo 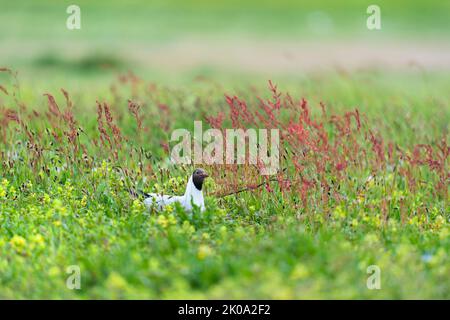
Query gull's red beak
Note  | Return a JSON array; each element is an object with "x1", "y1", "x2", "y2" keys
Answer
[{"x1": 201, "y1": 172, "x2": 209, "y2": 178}]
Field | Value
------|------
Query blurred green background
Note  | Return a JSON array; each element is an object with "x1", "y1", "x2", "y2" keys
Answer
[{"x1": 1, "y1": 0, "x2": 449, "y2": 85}]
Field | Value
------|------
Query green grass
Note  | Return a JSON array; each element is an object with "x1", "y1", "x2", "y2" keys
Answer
[
  {"x1": 0, "y1": 0, "x2": 448, "y2": 300},
  {"x1": 0, "y1": 68, "x2": 448, "y2": 299}
]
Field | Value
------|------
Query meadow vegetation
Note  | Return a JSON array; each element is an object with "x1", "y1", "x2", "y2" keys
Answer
[
  {"x1": 0, "y1": 68, "x2": 448, "y2": 298},
  {"x1": 0, "y1": 0, "x2": 449, "y2": 299}
]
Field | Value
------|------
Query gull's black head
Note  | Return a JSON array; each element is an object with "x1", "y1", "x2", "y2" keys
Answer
[{"x1": 192, "y1": 168, "x2": 209, "y2": 191}]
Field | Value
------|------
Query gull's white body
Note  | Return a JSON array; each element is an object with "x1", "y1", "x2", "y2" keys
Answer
[{"x1": 144, "y1": 176, "x2": 205, "y2": 212}]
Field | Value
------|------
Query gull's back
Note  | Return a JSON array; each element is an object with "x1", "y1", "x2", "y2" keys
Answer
[{"x1": 144, "y1": 193, "x2": 184, "y2": 210}]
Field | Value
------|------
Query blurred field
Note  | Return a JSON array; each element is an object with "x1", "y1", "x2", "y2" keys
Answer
[
  {"x1": 2, "y1": 0, "x2": 450, "y2": 76},
  {"x1": 0, "y1": 0, "x2": 449, "y2": 299}
]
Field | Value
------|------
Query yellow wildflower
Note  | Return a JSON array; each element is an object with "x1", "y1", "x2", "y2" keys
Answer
[
  {"x1": 30, "y1": 234, "x2": 45, "y2": 249},
  {"x1": 182, "y1": 221, "x2": 195, "y2": 235},
  {"x1": 2, "y1": 178, "x2": 10, "y2": 188},
  {"x1": 10, "y1": 235, "x2": 27, "y2": 251},
  {"x1": 290, "y1": 264, "x2": 310, "y2": 280},
  {"x1": 357, "y1": 193, "x2": 365, "y2": 204},
  {"x1": 408, "y1": 216, "x2": 419, "y2": 226},
  {"x1": 80, "y1": 195, "x2": 87, "y2": 207},
  {"x1": 219, "y1": 225, "x2": 227, "y2": 237},
  {"x1": 0, "y1": 177, "x2": 8, "y2": 197},
  {"x1": 131, "y1": 199, "x2": 144, "y2": 214},
  {"x1": 156, "y1": 215, "x2": 168, "y2": 228},
  {"x1": 167, "y1": 214, "x2": 177, "y2": 225},
  {"x1": 201, "y1": 232, "x2": 210, "y2": 240},
  {"x1": 434, "y1": 215, "x2": 445, "y2": 229},
  {"x1": 333, "y1": 205, "x2": 347, "y2": 219},
  {"x1": 107, "y1": 272, "x2": 128, "y2": 291},
  {"x1": 197, "y1": 245, "x2": 213, "y2": 260},
  {"x1": 48, "y1": 266, "x2": 61, "y2": 277},
  {"x1": 43, "y1": 193, "x2": 51, "y2": 204},
  {"x1": 52, "y1": 199, "x2": 67, "y2": 216}
]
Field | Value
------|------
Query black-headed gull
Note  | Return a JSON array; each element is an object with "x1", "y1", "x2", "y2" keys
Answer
[{"x1": 144, "y1": 168, "x2": 209, "y2": 212}]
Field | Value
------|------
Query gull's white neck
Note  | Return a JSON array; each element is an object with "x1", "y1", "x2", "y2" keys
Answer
[{"x1": 184, "y1": 175, "x2": 204, "y2": 210}]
